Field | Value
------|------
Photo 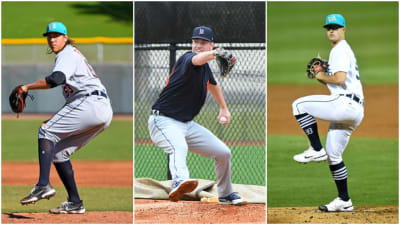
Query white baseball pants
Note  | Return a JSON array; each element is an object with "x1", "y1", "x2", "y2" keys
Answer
[{"x1": 292, "y1": 94, "x2": 364, "y2": 165}]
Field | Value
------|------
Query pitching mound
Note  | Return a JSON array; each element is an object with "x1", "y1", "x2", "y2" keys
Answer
[
  {"x1": 267, "y1": 205, "x2": 398, "y2": 224},
  {"x1": 1, "y1": 211, "x2": 132, "y2": 224},
  {"x1": 135, "y1": 199, "x2": 265, "y2": 224}
]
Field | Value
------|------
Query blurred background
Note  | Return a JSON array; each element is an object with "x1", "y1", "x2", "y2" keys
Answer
[{"x1": 2, "y1": 1, "x2": 133, "y2": 114}]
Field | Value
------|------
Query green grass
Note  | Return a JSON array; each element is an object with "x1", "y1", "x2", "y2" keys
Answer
[
  {"x1": 2, "y1": 2, "x2": 133, "y2": 38},
  {"x1": 267, "y1": 135, "x2": 398, "y2": 207},
  {"x1": 2, "y1": 186, "x2": 132, "y2": 213},
  {"x1": 267, "y1": 2, "x2": 398, "y2": 84},
  {"x1": 2, "y1": 119, "x2": 133, "y2": 161},
  {"x1": 135, "y1": 145, "x2": 265, "y2": 186}
]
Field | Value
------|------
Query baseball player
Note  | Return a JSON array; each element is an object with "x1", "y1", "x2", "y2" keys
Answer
[
  {"x1": 292, "y1": 14, "x2": 364, "y2": 212},
  {"x1": 19, "y1": 22, "x2": 113, "y2": 214},
  {"x1": 148, "y1": 26, "x2": 244, "y2": 205}
]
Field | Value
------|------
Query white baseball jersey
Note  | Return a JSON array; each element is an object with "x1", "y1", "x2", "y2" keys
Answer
[
  {"x1": 327, "y1": 40, "x2": 363, "y2": 98},
  {"x1": 292, "y1": 39, "x2": 364, "y2": 165},
  {"x1": 53, "y1": 45, "x2": 107, "y2": 101}
]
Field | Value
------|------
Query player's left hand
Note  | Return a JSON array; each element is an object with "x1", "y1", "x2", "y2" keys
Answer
[
  {"x1": 214, "y1": 48, "x2": 236, "y2": 78},
  {"x1": 217, "y1": 108, "x2": 231, "y2": 125},
  {"x1": 307, "y1": 57, "x2": 329, "y2": 79}
]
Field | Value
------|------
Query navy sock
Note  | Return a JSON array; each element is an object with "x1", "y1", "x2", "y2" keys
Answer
[
  {"x1": 37, "y1": 138, "x2": 55, "y2": 186},
  {"x1": 329, "y1": 161, "x2": 350, "y2": 201},
  {"x1": 54, "y1": 160, "x2": 81, "y2": 203},
  {"x1": 295, "y1": 113, "x2": 323, "y2": 151}
]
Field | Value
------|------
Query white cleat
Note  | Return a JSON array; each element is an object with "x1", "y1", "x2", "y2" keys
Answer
[
  {"x1": 319, "y1": 197, "x2": 354, "y2": 212},
  {"x1": 293, "y1": 146, "x2": 328, "y2": 163}
]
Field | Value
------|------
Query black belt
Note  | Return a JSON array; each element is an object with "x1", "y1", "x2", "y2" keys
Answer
[
  {"x1": 151, "y1": 109, "x2": 167, "y2": 116},
  {"x1": 88, "y1": 90, "x2": 107, "y2": 98},
  {"x1": 339, "y1": 94, "x2": 363, "y2": 105}
]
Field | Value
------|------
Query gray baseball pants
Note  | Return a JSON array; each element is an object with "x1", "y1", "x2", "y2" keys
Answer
[{"x1": 148, "y1": 114, "x2": 233, "y2": 197}]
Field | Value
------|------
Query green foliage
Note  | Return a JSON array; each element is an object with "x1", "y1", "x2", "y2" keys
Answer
[
  {"x1": 2, "y1": 119, "x2": 132, "y2": 161},
  {"x1": 267, "y1": 2, "x2": 398, "y2": 84},
  {"x1": 2, "y1": 2, "x2": 133, "y2": 38},
  {"x1": 135, "y1": 145, "x2": 265, "y2": 186},
  {"x1": 267, "y1": 135, "x2": 398, "y2": 207},
  {"x1": 2, "y1": 186, "x2": 132, "y2": 212}
]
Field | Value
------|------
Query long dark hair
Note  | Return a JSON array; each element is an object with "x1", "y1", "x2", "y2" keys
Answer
[{"x1": 47, "y1": 37, "x2": 76, "y2": 54}]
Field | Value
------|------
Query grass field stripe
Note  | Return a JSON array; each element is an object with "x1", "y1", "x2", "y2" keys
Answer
[{"x1": 2, "y1": 37, "x2": 133, "y2": 45}]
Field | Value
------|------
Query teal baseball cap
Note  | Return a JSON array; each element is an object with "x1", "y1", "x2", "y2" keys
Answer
[
  {"x1": 323, "y1": 14, "x2": 345, "y2": 28},
  {"x1": 43, "y1": 22, "x2": 67, "y2": 36}
]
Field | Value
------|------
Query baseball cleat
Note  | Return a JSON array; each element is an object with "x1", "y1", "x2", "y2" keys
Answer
[
  {"x1": 219, "y1": 192, "x2": 246, "y2": 205},
  {"x1": 49, "y1": 200, "x2": 85, "y2": 214},
  {"x1": 293, "y1": 146, "x2": 328, "y2": 163},
  {"x1": 319, "y1": 197, "x2": 353, "y2": 212},
  {"x1": 169, "y1": 179, "x2": 198, "y2": 202},
  {"x1": 20, "y1": 184, "x2": 56, "y2": 205}
]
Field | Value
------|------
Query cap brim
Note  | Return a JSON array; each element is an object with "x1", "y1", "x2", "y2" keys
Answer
[
  {"x1": 43, "y1": 32, "x2": 65, "y2": 37},
  {"x1": 192, "y1": 36, "x2": 213, "y2": 42},
  {"x1": 323, "y1": 23, "x2": 344, "y2": 28}
]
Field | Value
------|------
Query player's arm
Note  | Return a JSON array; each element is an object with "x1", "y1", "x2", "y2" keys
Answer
[
  {"x1": 192, "y1": 50, "x2": 217, "y2": 66},
  {"x1": 208, "y1": 82, "x2": 231, "y2": 124},
  {"x1": 315, "y1": 71, "x2": 346, "y2": 85},
  {"x1": 21, "y1": 71, "x2": 66, "y2": 92}
]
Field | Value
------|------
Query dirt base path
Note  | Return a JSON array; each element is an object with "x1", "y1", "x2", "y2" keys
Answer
[
  {"x1": 268, "y1": 84, "x2": 398, "y2": 138},
  {"x1": 2, "y1": 211, "x2": 132, "y2": 224},
  {"x1": 2, "y1": 161, "x2": 132, "y2": 187},
  {"x1": 267, "y1": 205, "x2": 398, "y2": 224},
  {"x1": 135, "y1": 199, "x2": 265, "y2": 224}
]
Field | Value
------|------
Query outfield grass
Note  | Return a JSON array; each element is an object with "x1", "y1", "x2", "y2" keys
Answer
[
  {"x1": 2, "y1": 2, "x2": 132, "y2": 38},
  {"x1": 2, "y1": 186, "x2": 132, "y2": 213},
  {"x1": 2, "y1": 120, "x2": 132, "y2": 161},
  {"x1": 267, "y1": 135, "x2": 398, "y2": 207},
  {"x1": 135, "y1": 145, "x2": 265, "y2": 186},
  {"x1": 267, "y1": 2, "x2": 398, "y2": 84}
]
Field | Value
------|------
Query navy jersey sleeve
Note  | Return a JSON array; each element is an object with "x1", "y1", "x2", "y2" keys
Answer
[{"x1": 208, "y1": 69, "x2": 217, "y2": 85}]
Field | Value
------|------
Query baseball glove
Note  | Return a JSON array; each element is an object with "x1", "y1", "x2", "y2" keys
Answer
[
  {"x1": 214, "y1": 48, "x2": 236, "y2": 78},
  {"x1": 9, "y1": 85, "x2": 32, "y2": 114},
  {"x1": 307, "y1": 57, "x2": 329, "y2": 79}
]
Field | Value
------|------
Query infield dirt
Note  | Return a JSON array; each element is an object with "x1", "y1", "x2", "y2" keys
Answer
[{"x1": 2, "y1": 161, "x2": 133, "y2": 223}]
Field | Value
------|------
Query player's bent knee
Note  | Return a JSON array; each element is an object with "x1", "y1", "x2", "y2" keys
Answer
[
  {"x1": 292, "y1": 98, "x2": 304, "y2": 116},
  {"x1": 38, "y1": 127, "x2": 59, "y2": 144}
]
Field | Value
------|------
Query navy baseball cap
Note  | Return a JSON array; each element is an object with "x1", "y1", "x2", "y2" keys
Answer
[
  {"x1": 43, "y1": 22, "x2": 67, "y2": 36},
  {"x1": 192, "y1": 26, "x2": 214, "y2": 42},
  {"x1": 323, "y1": 14, "x2": 346, "y2": 28}
]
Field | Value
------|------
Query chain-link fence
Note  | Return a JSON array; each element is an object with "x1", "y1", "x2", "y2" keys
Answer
[{"x1": 134, "y1": 2, "x2": 265, "y2": 186}]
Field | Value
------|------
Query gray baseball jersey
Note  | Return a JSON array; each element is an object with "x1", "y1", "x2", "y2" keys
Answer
[{"x1": 39, "y1": 44, "x2": 113, "y2": 162}]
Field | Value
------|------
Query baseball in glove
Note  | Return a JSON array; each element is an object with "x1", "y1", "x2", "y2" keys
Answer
[
  {"x1": 9, "y1": 85, "x2": 33, "y2": 114},
  {"x1": 214, "y1": 48, "x2": 237, "y2": 78},
  {"x1": 307, "y1": 57, "x2": 329, "y2": 79}
]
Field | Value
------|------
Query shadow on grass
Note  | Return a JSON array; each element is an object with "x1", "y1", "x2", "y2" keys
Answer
[{"x1": 71, "y1": 2, "x2": 132, "y2": 23}]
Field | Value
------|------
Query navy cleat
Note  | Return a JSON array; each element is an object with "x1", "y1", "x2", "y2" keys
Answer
[
  {"x1": 219, "y1": 192, "x2": 246, "y2": 205},
  {"x1": 20, "y1": 184, "x2": 56, "y2": 205}
]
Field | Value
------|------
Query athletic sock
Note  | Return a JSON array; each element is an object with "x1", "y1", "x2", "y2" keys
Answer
[
  {"x1": 37, "y1": 138, "x2": 55, "y2": 186},
  {"x1": 295, "y1": 113, "x2": 323, "y2": 151},
  {"x1": 54, "y1": 160, "x2": 81, "y2": 203},
  {"x1": 329, "y1": 161, "x2": 350, "y2": 201}
]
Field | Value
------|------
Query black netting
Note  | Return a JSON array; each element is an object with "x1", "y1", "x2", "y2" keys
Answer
[{"x1": 135, "y1": 2, "x2": 265, "y2": 44}]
